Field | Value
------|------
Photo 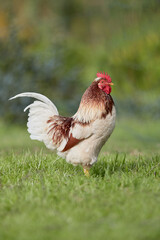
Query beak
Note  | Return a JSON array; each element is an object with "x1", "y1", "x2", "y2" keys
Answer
[{"x1": 109, "y1": 82, "x2": 114, "y2": 86}]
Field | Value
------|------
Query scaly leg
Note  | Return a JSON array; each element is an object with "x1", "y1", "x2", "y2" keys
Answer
[{"x1": 83, "y1": 167, "x2": 90, "y2": 177}]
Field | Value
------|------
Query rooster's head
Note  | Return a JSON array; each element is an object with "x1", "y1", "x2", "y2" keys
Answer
[{"x1": 95, "y1": 72, "x2": 114, "y2": 94}]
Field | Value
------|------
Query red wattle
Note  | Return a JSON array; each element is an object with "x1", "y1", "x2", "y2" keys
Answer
[
  {"x1": 103, "y1": 85, "x2": 111, "y2": 94},
  {"x1": 98, "y1": 83, "x2": 112, "y2": 94}
]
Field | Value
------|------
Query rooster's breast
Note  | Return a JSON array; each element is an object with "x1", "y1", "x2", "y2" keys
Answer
[{"x1": 64, "y1": 105, "x2": 116, "y2": 167}]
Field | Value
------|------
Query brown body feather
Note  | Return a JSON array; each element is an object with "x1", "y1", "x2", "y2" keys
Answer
[
  {"x1": 62, "y1": 134, "x2": 83, "y2": 152},
  {"x1": 47, "y1": 116, "x2": 73, "y2": 146}
]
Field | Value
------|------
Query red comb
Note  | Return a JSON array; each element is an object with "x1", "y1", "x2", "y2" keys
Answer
[{"x1": 97, "y1": 72, "x2": 112, "y2": 83}]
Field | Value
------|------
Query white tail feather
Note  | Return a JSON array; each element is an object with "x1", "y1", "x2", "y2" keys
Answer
[
  {"x1": 9, "y1": 92, "x2": 58, "y2": 115},
  {"x1": 9, "y1": 92, "x2": 59, "y2": 150}
]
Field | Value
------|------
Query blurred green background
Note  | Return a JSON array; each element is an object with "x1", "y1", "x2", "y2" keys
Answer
[
  {"x1": 0, "y1": 2, "x2": 160, "y2": 240},
  {"x1": 0, "y1": 0, "x2": 160, "y2": 122}
]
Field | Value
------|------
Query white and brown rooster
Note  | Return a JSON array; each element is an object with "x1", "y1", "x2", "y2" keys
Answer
[{"x1": 10, "y1": 72, "x2": 116, "y2": 176}]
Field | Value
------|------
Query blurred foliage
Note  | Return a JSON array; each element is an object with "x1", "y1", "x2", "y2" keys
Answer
[{"x1": 0, "y1": 0, "x2": 160, "y2": 122}]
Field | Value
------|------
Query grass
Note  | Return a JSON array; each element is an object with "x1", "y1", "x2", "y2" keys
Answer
[{"x1": 0, "y1": 118, "x2": 160, "y2": 240}]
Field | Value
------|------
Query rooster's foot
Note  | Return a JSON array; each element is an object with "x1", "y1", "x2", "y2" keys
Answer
[{"x1": 83, "y1": 167, "x2": 90, "y2": 177}]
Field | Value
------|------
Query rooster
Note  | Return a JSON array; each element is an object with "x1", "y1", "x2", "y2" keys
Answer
[{"x1": 10, "y1": 72, "x2": 116, "y2": 176}]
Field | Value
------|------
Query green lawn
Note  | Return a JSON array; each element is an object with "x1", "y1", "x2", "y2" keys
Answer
[{"x1": 0, "y1": 119, "x2": 160, "y2": 240}]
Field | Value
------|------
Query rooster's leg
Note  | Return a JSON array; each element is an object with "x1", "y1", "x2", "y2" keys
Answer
[{"x1": 83, "y1": 167, "x2": 90, "y2": 177}]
